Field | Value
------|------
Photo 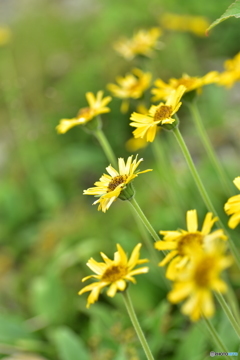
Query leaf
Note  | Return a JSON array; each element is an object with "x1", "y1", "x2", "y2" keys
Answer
[
  {"x1": 206, "y1": 0, "x2": 240, "y2": 33},
  {"x1": 50, "y1": 327, "x2": 90, "y2": 360},
  {"x1": 0, "y1": 314, "x2": 34, "y2": 344}
]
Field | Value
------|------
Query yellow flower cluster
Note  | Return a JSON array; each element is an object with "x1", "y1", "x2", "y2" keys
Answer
[
  {"x1": 160, "y1": 13, "x2": 210, "y2": 37},
  {"x1": 79, "y1": 243, "x2": 149, "y2": 308},
  {"x1": 114, "y1": 27, "x2": 162, "y2": 60},
  {"x1": 56, "y1": 91, "x2": 111, "y2": 133},
  {"x1": 84, "y1": 155, "x2": 152, "y2": 212},
  {"x1": 155, "y1": 210, "x2": 232, "y2": 321}
]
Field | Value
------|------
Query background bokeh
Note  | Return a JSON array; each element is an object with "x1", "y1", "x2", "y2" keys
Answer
[{"x1": 0, "y1": 0, "x2": 240, "y2": 359}]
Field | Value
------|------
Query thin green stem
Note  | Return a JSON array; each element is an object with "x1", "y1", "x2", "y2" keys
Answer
[
  {"x1": 94, "y1": 128, "x2": 118, "y2": 168},
  {"x1": 128, "y1": 197, "x2": 160, "y2": 243},
  {"x1": 187, "y1": 101, "x2": 232, "y2": 196},
  {"x1": 122, "y1": 290, "x2": 155, "y2": 360},
  {"x1": 203, "y1": 316, "x2": 233, "y2": 360},
  {"x1": 172, "y1": 126, "x2": 240, "y2": 269},
  {"x1": 215, "y1": 292, "x2": 240, "y2": 340}
]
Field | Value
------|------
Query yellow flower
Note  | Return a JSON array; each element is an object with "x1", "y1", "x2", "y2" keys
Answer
[
  {"x1": 217, "y1": 53, "x2": 240, "y2": 88},
  {"x1": 114, "y1": 27, "x2": 162, "y2": 60},
  {"x1": 160, "y1": 13, "x2": 210, "y2": 37},
  {"x1": 79, "y1": 243, "x2": 149, "y2": 308},
  {"x1": 83, "y1": 155, "x2": 152, "y2": 212},
  {"x1": 155, "y1": 210, "x2": 227, "y2": 280},
  {"x1": 56, "y1": 91, "x2": 112, "y2": 134},
  {"x1": 167, "y1": 245, "x2": 232, "y2": 321},
  {"x1": 224, "y1": 177, "x2": 240, "y2": 229},
  {"x1": 151, "y1": 72, "x2": 219, "y2": 101},
  {"x1": 0, "y1": 26, "x2": 11, "y2": 46},
  {"x1": 107, "y1": 69, "x2": 152, "y2": 113},
  {"x1": 130, "y1": 85, "x2": 186, "y2": 142}
]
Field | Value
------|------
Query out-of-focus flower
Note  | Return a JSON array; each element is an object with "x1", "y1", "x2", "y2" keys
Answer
[
  {"x1": 56, "y1": 91, "x2": 112, "y2": 133},
  {"x1": 155, "y1": 210, "x2": 227, "y2": 280},
  {"x1": 152, "y1": 72, "x2": 219, "y2": 101},
  {"x1": 217, "y1": 53, "x2": 240, "y2": 88},
  {"x1": 224, "y1": 177, "x2": 240, "y2": 229},
  {"x1": 0, "y1": 26, "x2": 11, "y2": 46},
  {"x1": 107, "y1": 68, "x2": 151, "y2": 113},
  {"x1": 83, "y1": 155, "x2": 152, "y2": 212},
  {"x1": 167, "y1": 244, "x2": 232, "y2": 321},
  {"x1": 160, "y1": 13, "x2": 210, "y2": 37},
  {"x1": 79, "y1": 243, "x2": 149, "y2": 308},
  {"x1": 130, "y1": 85, "x2": 186, "y2": 142},
  {"x1": 114, "y1": 27, "x2": 162, "y2": 60}
]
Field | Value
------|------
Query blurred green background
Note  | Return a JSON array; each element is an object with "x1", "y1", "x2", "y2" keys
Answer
[{"x1": 0, "y1": 0, "x2": 240, "y2": 359}]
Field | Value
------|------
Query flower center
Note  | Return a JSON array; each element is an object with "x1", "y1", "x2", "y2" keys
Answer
[
  {"x1": 107, "y1": 175, "x2": 127, "y2": 192},
  {"x1": 194, "y1": 257, "x2": 214, "y2": 287},
  {"x1": 175, "y1": 79, "x2": 195, "y2": 89},
  {"x1": 102, "y1": 264, "x2": 127, "y2": 282},
  {"x1": 154, "y1": 105, "x2": 172, "y2": 121},
  {"x1": 77, "y1": 107, "x2": 94, "y2": 120},
  {"x1": 177, "y1": 233, "x2": 203, "y2": 256}
]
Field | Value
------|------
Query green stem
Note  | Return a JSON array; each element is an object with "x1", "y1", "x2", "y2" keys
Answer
[
  {"x1": 172, "y1": 126, "x2": 240, "y2": 269},
  {"x1": 122, "y1": 290, "x2": 155, "y2": 360},
  {"x1": 203, "y1": 316, "x2": 233, "y2": 360},
  {"x1": 215, "y1": 292, "x2": 240, "y2": 340},
  {"x1": 187, "y1": 101, "x2": 232, "y2": 196},
  {"x1": 94, "y1": 128, "x2": 118, "y2": 168},
  {"x1": 128, "y1": 197, "x2": 160, "y2": 243}
]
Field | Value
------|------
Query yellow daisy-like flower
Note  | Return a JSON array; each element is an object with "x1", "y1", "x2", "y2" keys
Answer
[
  {"x1": 83, "y1": 155, "x2": 152, "y2": 212},
  {"x1": 168, "y1": 245, "x2": 232, "y2": 321},
  {"x1": 217, "y1": 53, "x2": 240, "y2": 88},
  {"x1": 155, "y1": 210, "x2": 227, "y2": 280},
  {"x1": 0, "y1": 26, "x2": 11, "y2": 46},
  {"x1": 224, "y1": 177, "x2": 240, "y2": 229},
  {"x1": 160, "y1": 13, "x2": 210, "y2": 37},
  {"x1": 114, "y1": 27, "x2": 162, "y2": 61},
  {"x1": 56, "y1": 91, "x2": 112, "y2": 134},
  {"x1": 130, "y1": 85, "x2": 186, "y2": 142},
  {"x1": 107, "y1": 68, "x2": 152, "y2": 113},
  {"x1": 151, "y1": 72, "x2": 219, "y2": 101},
  {"x1": 79, "y1": 243, "x2": 149, "y2": 308}
]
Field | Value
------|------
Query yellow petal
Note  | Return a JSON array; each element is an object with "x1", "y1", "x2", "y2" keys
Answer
[{"x1": 186, "y1": 210, "x2": 198, "y2": 232}]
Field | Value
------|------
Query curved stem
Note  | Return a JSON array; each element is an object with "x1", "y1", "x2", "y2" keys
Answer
[
  {"x1": 187, "y1": 101, "x2": 232, "y2": 196},
  {"x1": 94, "y1": 128, "x2": 117, "y2": 168},
  {"x1": 172, "y1": 126, "x2": 240, "y2": 269},
  {"x1": 128, "y1": 197, "x2": 160, "y2": 243},
  {"x1": 122, "y1": 290, "x2": 155, "y2": 360},
  {"x1": 203, "y1": 316, "x2": 233, "y2": 360},
  {"x1": 215, "y1": 292, "x2": 240, "y2": 340}
]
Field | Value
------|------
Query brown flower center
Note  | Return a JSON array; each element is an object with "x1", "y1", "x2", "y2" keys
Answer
[
  {"x1": 177, "y1": 233, "x2": 203, "y2": 256},
  {"x1": 194, "y1": 257, "x2": 214, "y2": 287},
  {"x1": 154, "y1": 105, "x2": 172, "y2": 121},
  {"x1": 102, "y1": 265, "x2": 127, "y2": 282},
  {"x1": 107, "y1": 175, "x2": 127, "y2": 192}
]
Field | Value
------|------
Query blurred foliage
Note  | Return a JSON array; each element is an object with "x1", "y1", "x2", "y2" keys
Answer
[{"x1": 0, "y1": 0, "x2": 240, "y2": 359}]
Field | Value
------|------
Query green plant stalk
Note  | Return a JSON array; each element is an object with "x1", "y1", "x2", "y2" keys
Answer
[
  {"x1": 128, "y1": 196, "x2": 160, "y2": 243},
  {"x1": 94, "y1": 128, "x2": 118, "y2": 168},
  {"x1": 122, "y1": 290, "x2": 155, "y2": 360},
  {"x1": 172, "y1": 125, "x2": 240, "y2": 269},
  {"x1": 203, "y1": 316, "x2": 233, "y2": 360},
  {"x1": 215, "y1": 292, "x2": 240, "y2": 340},
  {"x1": 187, "y1": 101, "x2": 232, "y2": 196}
]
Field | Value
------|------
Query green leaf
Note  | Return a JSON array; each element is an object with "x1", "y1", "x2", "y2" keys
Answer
[
  {"x1": 50, "y1": 327, "x2": 90, "y2": 360},
  {"x1": 207, "y1": 0, "x2": 240, "y2": 33},
  {"x1": 0, "y1": 314, "x2": 34, "y2": 344}
]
